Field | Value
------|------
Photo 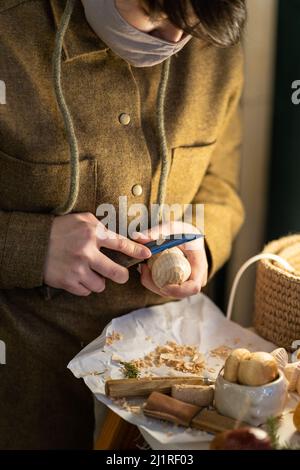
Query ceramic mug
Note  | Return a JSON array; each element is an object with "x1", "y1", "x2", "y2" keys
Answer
[{"x1": 214, "y1": 370, "x2": 288, "y2": 426}]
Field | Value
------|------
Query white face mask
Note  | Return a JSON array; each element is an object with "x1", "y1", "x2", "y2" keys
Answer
[{"x1": 81, "y1": 0, "x2": 192, "y2": 67}]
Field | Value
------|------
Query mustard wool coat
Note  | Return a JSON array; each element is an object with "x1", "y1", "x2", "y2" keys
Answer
[{"x1": 0, "y1": 0, "x2": 244, "y2": 360}]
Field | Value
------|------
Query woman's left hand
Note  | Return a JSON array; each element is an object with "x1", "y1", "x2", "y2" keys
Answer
[{"x1": 133, "y1": 222, "x2": 208, "y2": 299}]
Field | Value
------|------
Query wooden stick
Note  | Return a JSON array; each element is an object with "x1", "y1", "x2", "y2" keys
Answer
[
  {"x1": 192, "y1": 409, "x2": 247, "y2": 434},
  {"x1": 142, "y1": 392, "x2": 248, "y2": 434},
  {"x1": 105, "y1": 376, "x2": 214, "y2": 398},
  {"x1": 144, "y1": 392, "x2": 200, "y2": 427}
]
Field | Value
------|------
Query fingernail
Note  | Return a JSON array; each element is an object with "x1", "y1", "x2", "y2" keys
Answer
[
  {"x1": 140, "y1": 247, "x2": 151, "y2": 258},
  {"x1": 137, "y1": 264, "x2": 142, "y2": 274},
  {"x1": 145, "y1": 250, "x2": 152, "y2": 258}
]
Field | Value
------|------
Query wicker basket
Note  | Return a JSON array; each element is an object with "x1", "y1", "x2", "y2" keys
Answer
[{"x1": 254, "y1": 234, "x2": 300, "y2": 350}]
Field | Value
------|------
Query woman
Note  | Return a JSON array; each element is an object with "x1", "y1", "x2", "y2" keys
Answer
[{"x1": 0, "y1": 0, "x2": 246, "y2": 449}]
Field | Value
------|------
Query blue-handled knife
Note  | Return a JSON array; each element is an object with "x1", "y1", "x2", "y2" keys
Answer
[
  {"x1": 41, "y1": 233, "x2": 204, "y2": 299},
  {"x1": 101, "y1": 233, "x2": 204, "y2": 268}
]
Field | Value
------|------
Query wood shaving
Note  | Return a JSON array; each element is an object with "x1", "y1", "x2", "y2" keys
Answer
[
  {"x1": 106, "y1": 331, "x2": 123, "y2": 345},
  {"x1": 111, "y1": 398, "x2": 142, "y2": 414},
  {"x1": 112, "y1": 354, "x2": 124, "y2": 362},
  {"x1": 185, "y1": 427, "x2": 193, "y2": 434},
  {"x1": 81, "y1": 370, "x2": 106, "y2": 377},
  {"x1": 129, "y1": 341, "x2": 205, "y2": 374},
  {"x1": 129, "y1": 406, "x2": 142, "y2": 415},
  {"x1": 112, "y1": 397, "x2": 127, "y2": 408},
  {"x1": 209, "y1": 345, "x2": 233, "y2": 359}
]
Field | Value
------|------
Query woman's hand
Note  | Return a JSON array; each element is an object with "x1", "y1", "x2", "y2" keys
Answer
[
  {"x1": 43, "y1": 212, "x2": 151, "y2": 296},
  {"x1": 134, "y1": 221, "x2": 208, "y2": 299}
]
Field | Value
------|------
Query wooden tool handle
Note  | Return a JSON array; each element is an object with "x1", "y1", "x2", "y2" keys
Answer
[{"x1": 105, "y1": 376, "x2": 214, "y2": 398}]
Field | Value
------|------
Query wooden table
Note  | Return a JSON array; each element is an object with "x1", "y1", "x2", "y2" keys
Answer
[{"x1": 94, "y1": 410, "x2": 142, "y2": 450}]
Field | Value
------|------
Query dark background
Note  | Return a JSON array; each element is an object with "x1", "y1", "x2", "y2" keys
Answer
[
  {"x1": 210, "y1": 0, "x2": 300, "y2": 312},
  {"x1": 267, "y1": 0, "x2": 300, "y2": 240}
]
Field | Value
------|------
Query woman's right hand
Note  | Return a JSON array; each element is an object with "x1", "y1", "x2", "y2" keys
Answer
[{"x1": 43, "y1": 212, "x2": 151, "y2": 296}]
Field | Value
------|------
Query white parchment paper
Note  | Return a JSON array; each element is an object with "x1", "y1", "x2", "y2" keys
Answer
[{"x1": 68, "y1": 293, "x2": 298, "y2": 446}]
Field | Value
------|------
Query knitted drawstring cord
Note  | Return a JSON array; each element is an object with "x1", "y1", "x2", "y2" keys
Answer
[
  {"x1": 52, "y1": 0, "x2": 80, "y2": 215},
  {"x1": 52, "y1": 0, "x2": 171, "y2": 223},
  {"x1": 155, "y1": 57, "x2": 171, "y2": 225}
]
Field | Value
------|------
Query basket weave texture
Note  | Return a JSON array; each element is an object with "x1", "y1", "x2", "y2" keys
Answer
[{"x1": 254, "y1": 234, "x2": 300, "y2": 349}]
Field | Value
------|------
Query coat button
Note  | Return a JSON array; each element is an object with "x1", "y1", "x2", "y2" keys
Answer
[
  {"x1": 119, "y1": 113, "x2": 131, "y2": 125},
  {"x1": 132, "y1": 184, "x2": 143, "y2": 196}
]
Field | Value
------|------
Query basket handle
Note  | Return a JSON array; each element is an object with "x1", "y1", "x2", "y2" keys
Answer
[{"x1": 226, "y1": 253, "x2": 295, "y2": 322}]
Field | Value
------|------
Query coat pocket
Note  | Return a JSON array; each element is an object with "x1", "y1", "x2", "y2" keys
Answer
[
  {"x1": 0, "y1": 150, "x2": 97, "y2": 213},
  {"x1": 166, "y1": 143, "x2": 216, "y2": 205}
]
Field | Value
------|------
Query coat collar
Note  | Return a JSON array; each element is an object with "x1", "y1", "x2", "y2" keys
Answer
[{"x1": 50, "y1": 0, "x2": 109, "y2": 61}]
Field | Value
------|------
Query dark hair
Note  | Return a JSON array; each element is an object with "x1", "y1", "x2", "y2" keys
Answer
[{"x1": 141, "y1": 0, "x2": 247, "y2": 47}]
